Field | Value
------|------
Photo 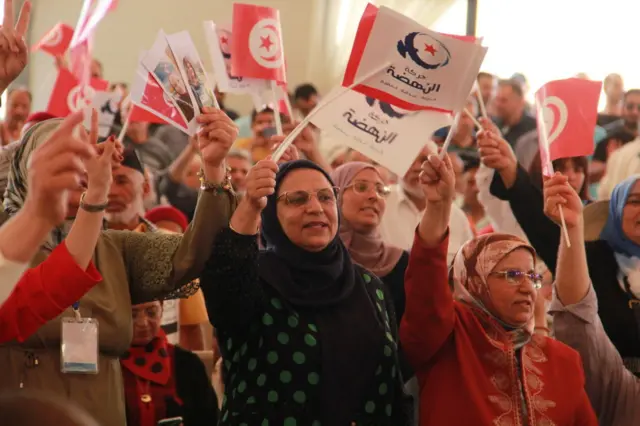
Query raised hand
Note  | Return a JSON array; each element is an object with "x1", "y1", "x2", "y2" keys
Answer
[
  {"x1": 419, "y1": 150, "x2": 456, "y2": 204},
  {"x1": 0, "y1": 0, "x2": 31, "y2": 93},
  {"x1": 23, "y1": 111, "x2": 96, "y2": 226},
  {"x1": 243, "y1": 159, "x2": 278, "y2": 212},
  {"x1": 271, "y1": 135, "x2": 299, "y2": 165},
  {"x1": 80, "y1": 110, "x2": 122, "y2": 196},
  {"x1": 283, "y1": 121, "x2": 316, "y2": 156},
  {"x1": 197, "y1": 107, "x2": 238, "y2": 171},
  {"x1": 543, "y1": 172, "x2": 583, "y2": 229},
  {"x1": 477, "y1": 129, "x2": 517, "y2": 173}
]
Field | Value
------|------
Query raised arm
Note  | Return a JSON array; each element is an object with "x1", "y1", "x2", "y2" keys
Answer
[
  {"x1": 400, "y1": 151, "x2": 455, "y2": 371},
  {"x1": 114, "y1": 108, "x2": 239, "y2": 304},
  {"x1": 201, "y1": 159, "x2": 277, "y2": 329},
  {"x1": 478, "y1": 126, "x2": 561, "y2": 272},
  {"x1": 0, "y1": 112, "x2": 94, "y2": 304},
  {"x1": 545, "y1": 173, "x2": 640, "y2": 424}
]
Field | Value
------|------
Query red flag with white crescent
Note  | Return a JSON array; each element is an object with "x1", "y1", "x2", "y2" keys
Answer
[
  {"x1": 31, "y1": 23, "x2": 74, "y2": 56},
  {"x1": 230, "y1": 3, "x2": 286, "y2": 83},
  {"x1": 46, "y1": 68, "x2": 109, "y2": 118}
]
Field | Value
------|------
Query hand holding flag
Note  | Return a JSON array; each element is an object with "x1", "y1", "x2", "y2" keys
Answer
[{"x1": 0, "y1": 0, "x2": 31, "y2": 92}]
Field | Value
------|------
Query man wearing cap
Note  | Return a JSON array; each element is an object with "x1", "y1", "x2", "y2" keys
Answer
[{"x1": 104, "y1": 147, "x2": 210, "y2": 350}]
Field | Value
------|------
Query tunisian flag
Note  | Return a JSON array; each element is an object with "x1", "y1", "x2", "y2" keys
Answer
[
  {"x1": 230, "y1": 3, "x2": 286, "y2": 83},
  {"x1": 535, "y1": 78, "x2": 601, "y2": 176},
  {"x1": 47, "y1": 68, "x2": 109, "y2": 117},
  {"x1": 130, "y1": 68, "x2": 188, "y2": 131},
  {"x1": 31, "y1": 23, "x2": 74, "y2": 56}
]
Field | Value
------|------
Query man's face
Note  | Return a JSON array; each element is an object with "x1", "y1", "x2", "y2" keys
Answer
[
  {"x1": 7, "y1": 90, "x2": 31, "y2": 125},
  {"x1": 252, "y1": 111, "x2": 275, "y2": 139},
  {"x1": 403, "y1": 146, "x2": 430, "y2": 188},
  {"x1": 296, "y1": 94, "x2": 318, "y2": 117},
  {"x1": 477, "y1": 75, "x2": 495, "y2": 103},
  {"x1": 494, "y1": 85, "x2": 522, "y2": 122},
  {"x1": 90, "y1": 59, "x2": 102, "y2": 79},
  {"x1": 227, "y1": 155, "x2": 251, "y2": 193},
  {"x1": 106, "y1": 166, "x2": 146, "y2": 227},
  {"x1": 623, "y1": 92, "x2": 640, "y2": 131}
]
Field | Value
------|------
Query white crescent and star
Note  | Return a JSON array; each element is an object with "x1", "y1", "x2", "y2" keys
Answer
[
  {"x1": 540, "y1": 96, "x2": 568, "y2": 144},
  {"x1": 248, "y1": 18, "x2": 283, "y2": 69},
  {"x1": 67, "y1": 84, "x2": 95, "y2": 112}
]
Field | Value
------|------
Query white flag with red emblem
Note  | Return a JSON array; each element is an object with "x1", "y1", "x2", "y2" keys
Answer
[
  {"x1": 46, "y1": 68, "x2": 109, "y2": 118},
  {"x1": 343, "y1": 4, "x2": 487, "y2": 113},
  {"x1": 203, "y1": 21, "x2": 269, "y2": 94},
  {"x1": 31, "y1": 23, "x2": 74, "y2": 56},
  {"x1": 230, "y1": 3, "x2": 286, "y2": 83},
  {"x1": 311, "y1": 88, "x2": 450, "y2": 175}
]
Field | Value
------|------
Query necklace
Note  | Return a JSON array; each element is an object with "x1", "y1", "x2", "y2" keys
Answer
[{"x1": 137, "y1": 378, "x2": 152, "y2": 403}]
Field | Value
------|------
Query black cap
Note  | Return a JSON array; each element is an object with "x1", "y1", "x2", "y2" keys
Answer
[{"x1": 121, "y1": 147, "x2": 144, "y2": 174}]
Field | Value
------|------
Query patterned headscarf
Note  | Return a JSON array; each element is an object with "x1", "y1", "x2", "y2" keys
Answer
[
  {"x1": 451, "y1": 233, "x2": 537, "y2": 348},
  {"x1": 3, "y1": 118, "x2": 73, "y2": 251}
]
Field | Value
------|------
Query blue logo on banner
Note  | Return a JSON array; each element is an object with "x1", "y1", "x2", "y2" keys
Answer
[
  {"x1": 397, "y1": 32, "x2": 451, "y2": 70},
  {"x1": 365, "y1": 96, "x2": 406, "y2": 119}
]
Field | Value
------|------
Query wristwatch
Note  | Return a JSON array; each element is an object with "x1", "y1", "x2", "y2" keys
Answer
[
  {"x1": 197, "y1": 166, "x2": 233, "y2": 195},
  {"x1": 79, "y1": 192, "x2": 109, "y2": 212}
]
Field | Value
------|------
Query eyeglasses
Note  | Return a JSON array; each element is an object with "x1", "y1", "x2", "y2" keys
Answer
[
  {"x1": 626, "y1": 103, "x2": 640, "y2": 112},
  {"x1": 277, "y1": 187, "x2": 339, "y2": 207},
  {"x1": 489, "y1": 269, "x2": 542, "y2": 289},
  {"x1": 346, "y1": 180, "x2": 391, "y2": 198}
]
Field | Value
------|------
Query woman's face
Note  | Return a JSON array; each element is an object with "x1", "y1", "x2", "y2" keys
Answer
[
  {"x1": 276, "y1": 169, "x2": 338, "y2": 252},
  {"x1": 131, "y1": 301, "x2": 163, "y2": 346},
  {"x1": 185, "y1": 61, "x2": 198, "y2": 84},
  {"x1": 622, "y1": 180, "x2": 640, "y2": 244},
  {"x1": 340, "y1": 168, "x2": 387, "y2": 233},
  {"x1": 557, "y1": 159, "x2": 585, "y2": 194},
  {"x1": 485, "y1": 248, "x2": 538, "y2": 326}
]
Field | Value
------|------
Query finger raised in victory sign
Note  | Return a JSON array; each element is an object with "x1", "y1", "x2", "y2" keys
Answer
[{"x1": 0, "y1": 0, "x2": 31, "y2": 93}]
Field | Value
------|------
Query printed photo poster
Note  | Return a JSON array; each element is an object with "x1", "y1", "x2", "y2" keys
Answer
[
  {"x1": 130, "y1": 56, "x2": 189, "y2": 133},
  {"x1": 142, "y1": 31, "x2": 197, "y2": 133},
  {"x1": 310, "y1": 87, "x2": 451, "y2": 176},
  {"x1": 85, "y1": 90, "x2": 121, "y2": 137},
  {"x1": 166, "y1": 31, "x2": 217, "y2": 111},
  {"x1": 203, "y1": 21, "x2": 270, "y2": 95},
  {"x1": 342, "y1": 4, "x2": 487, "y2": 113}
]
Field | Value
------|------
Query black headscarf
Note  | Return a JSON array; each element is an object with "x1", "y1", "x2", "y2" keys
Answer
[{"x1": 259, "y1": 160, "x2": 384, "y2": 426}]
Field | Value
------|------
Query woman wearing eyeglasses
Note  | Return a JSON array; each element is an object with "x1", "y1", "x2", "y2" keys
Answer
[
  {"x1": 331, "y1": 162, "x2": 407, "y2": 320},
  {"x1": 199, "y1": 159, "x2": 411, "y2": 426},
  {"x1": 400, "y1": 153, "x2": 597, "y2": 425}
]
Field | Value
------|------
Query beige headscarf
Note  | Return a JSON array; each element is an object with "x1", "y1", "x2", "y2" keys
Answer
[{"x1": 451, "y1": 233, "x2": 537, "y2": 348}]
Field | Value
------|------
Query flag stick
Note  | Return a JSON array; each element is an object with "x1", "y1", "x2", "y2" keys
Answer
[
  {"x1": 270, "y1": 80, "x2": 283, "y2": 136},
  {"x1": 439, "y1": 111, "x2": 461, "y2": 159},
  {"x1": 271, "y1": 61, "x2": 393, "y2": 162},
  {"x1": 535, "y1": 97, "x2": 571, "y2": 248},
  {"x1": 463, "y1": 107, "x2": 484, "y2": 132},
  {"x1": 475, "y1": 87, "x2": 488, "y2": 120},
  {"x1": 118, "y1": 96, "x2": 132, "y2": 141}
]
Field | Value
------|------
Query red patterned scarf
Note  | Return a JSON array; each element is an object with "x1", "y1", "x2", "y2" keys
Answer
[{"x1": 121, "y1": 329, "x2": 171, "y2": 385}]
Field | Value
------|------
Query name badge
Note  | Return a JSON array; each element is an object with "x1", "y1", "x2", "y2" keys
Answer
[{"x1": 61, "y1": 317, "x2": 99, "y2": 374}]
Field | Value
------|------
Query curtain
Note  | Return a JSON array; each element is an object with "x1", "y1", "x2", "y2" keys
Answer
[{"x1": 307, "y1": 0, "x2": 457, "y2": 94}]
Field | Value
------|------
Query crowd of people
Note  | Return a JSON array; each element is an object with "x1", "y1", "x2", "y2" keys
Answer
[{"x1": 3, "y1": 0, "x2": 640, "y2": 425}]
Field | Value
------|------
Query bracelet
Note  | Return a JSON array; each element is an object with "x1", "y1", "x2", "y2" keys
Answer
[
  {"x1": 79, "y1": 192, "x2": 108, "y2": 213},
  {"x1": 534, "y1": 326, "x2": 550, "y2": 334},
  {"x1": 197, "y1": 167, "x2": 233, "y2": 194}
]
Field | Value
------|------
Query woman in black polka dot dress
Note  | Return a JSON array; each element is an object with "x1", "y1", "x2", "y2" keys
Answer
[{"x1": 200, "y1": 159, "x2": 412, "y2": 426}]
